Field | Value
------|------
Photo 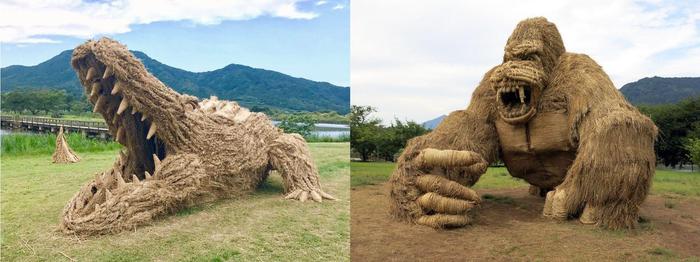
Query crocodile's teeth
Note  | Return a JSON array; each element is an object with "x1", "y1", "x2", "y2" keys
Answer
[
  {"x1": 152, "y1": 154, "x2": 161, "y2": 174},
  {"x1": 119, "y1": 150, "x2": 127, "y2": 162},
  {"x1": 144, "y1": 171, "x2": 152, "y2": 180},
  {"x1": 90, "y1": 82, "x2": 100, "y2": 96},
  {"x1": 90, "y1": 86, "x2": 99, "y2": 98},
  {"x1": 103, "y1": 66, "x2": 113, "y2": 79},
  {"x1": 93, "y1": 96, "x2": 105, "y2": 113},
  {"x1": 519, "y1": 86, "x2": 525, "y2": 104},
  {"x1": 132, "y1": 174, "x2": 140, "y2": 184},
  {"x1": 117, "y1": 99, "x2": 129, "y2": 115},
  {"x1": 141, "y1": 114, "x2": 147, "y2": 122},
  {"x1": 86, "y1": 67, "x2": 97, "y2": 81},
  {"x1": 116, "y1": 172, "x2": 126, "y2": 186},
  {"x1": 111, "y1": 81, "x2": 123, "y2": 95},
  {"x1": 146, "y1": 123, "x2": 157, "y2": 139},
  {"x1": 115, "y1": 127, "x2": 124, "y2": 142},
  {"x1": 131, "y1": 107, "x2": 138, "y2": 115}
]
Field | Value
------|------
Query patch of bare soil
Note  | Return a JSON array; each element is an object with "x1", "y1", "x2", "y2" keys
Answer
[{"x1": 351, "y1": 183, "x2": 700, "y2": 261}]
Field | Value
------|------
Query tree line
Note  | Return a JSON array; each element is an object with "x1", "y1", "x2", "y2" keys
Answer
[
  {"x1": 1, "y1": 89, "x2": 350, "y2": 124},
  {"x1": 1, "y1": 89, "x2": 91, "y2": 117},
  {"x1": 350, "y1": 105, "x2": 428, "y2": 161}
]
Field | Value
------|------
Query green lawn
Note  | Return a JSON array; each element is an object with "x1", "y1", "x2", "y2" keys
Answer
[
  {"x1": 350, "y1": 162, "x2": 700, "y2": 196},
  {"x1": 1, "y1": 143, "x2": 350, "y2": 261}
]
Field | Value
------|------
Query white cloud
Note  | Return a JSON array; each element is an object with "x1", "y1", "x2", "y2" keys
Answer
[
  {"x1": 316, "y1": 0, "x2": 327, "y2": 6},
  {"x1": 351, "y1": 0, "x2": 700, "y2": 124},
  {"x1": 0, "y1": 0, "x2": 317, "y2": 44},
  {"x1": 332, "y1": 4, "x2": 344, "y2": 10}
]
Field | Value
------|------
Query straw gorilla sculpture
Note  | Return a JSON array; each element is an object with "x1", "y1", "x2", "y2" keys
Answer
[
  {"x1": 60, "y1": 38, "x2": 334, "y2": 235},
  {"x1": 389, "y1": 17, "x2": 657, "y2": 229}
]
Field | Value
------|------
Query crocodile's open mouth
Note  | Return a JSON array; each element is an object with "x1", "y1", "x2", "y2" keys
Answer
[
  {"x1": 497, "y1": 83, "x2": 535, "y2": 121},
  {"x1": 75, "y1": 54, "x2": 167, "y2": 182}
]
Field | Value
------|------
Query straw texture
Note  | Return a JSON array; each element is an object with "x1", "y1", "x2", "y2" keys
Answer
[
  {"x1": 60, "y1": 38, "x2": 333, "y2": 235},
  {"x1": 389, "y1": 17, "x2": 656, "y2": 230}
]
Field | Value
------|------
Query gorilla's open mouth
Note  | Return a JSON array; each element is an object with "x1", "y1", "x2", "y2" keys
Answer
[
  {"x1": 497, "y1": 84, "x2": 533, "y2": 119},
  {"x1": 76, "y1": 55, "x2": 167, "y2": 182}
]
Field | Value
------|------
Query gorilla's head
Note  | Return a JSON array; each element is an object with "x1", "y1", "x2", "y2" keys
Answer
[{"x1": 490, "y1": 17, "x2": 565, "y2": 124}]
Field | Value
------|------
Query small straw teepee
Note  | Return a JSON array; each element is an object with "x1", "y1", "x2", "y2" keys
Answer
[{"x1": 52, "y1": 127, "x2": 80, "y2": 163}]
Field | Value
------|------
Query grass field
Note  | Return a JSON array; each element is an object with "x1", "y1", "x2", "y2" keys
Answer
[
  {"x1": 1, "y1": 133, "x2": 121, "y2": 156},
  {"x1": 350, "y1": 161, "x2": 700, "y2": 196},
  {"x1": 1, "y1": 143, "x2": 350, "y2": 261}
]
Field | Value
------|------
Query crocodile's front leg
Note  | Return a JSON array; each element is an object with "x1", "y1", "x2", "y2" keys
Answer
[
  {"x1": 60, "y1": 153, "x2": 207, "y2": 235},
  {"x1": 268, "y1": 133, "x2": 336, "y2": 202}
]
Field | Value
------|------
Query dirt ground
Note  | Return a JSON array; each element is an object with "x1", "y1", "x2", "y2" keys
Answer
[{"x1": 351, "y1": 183, "x2": 700, "y2": 261}]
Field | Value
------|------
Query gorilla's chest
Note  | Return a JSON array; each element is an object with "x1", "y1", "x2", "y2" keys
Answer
[{"x1": 495, "y1": 112, "x2": 576, "y2": 189}]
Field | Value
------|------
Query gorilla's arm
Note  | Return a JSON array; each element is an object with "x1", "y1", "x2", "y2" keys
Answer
[
  {"x1": 389, "y1": 72, "x2": 500, "y2": 228},
  {"x1": 543, "y1": 54, "x2": 657, "y2": 229}
]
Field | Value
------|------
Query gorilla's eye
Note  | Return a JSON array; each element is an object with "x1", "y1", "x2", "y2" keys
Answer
[{"x1": 521, "y1": 54, "x2": 538, "y2": 61}]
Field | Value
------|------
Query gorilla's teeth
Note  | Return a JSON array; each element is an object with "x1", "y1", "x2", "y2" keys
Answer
[
  {"x1": 93, "y1": 96, "x2": 105, "y2": 113},
  {"x1": 103, "y1": 66, "x2": 113, "y2": 79},
  {"x1": 519, "y1": 87, "x2": 525, "y2": 103},
  {"x1": 111, "y1": 81, "x2": 123, "y2": 95},
  {"x1": 117, "y1": 99, "x2": 129, "y2": 115},
  {"x1": 86, "y1": 67, "x2": 97, "y2": 81},
  {"x1": 147, "y1": 123, "x2": 157, "y2": 139}
]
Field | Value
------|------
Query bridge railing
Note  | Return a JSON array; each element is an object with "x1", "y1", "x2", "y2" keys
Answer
[{"x1": 0, "y1": 115, "x2": 108, "y2": 130}]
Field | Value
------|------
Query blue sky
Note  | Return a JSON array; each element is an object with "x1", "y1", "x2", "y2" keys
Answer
[{"x1": 0, "y1": 0, "x2": 349, "y2": 86}]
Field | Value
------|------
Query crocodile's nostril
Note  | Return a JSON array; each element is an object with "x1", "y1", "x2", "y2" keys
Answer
[{"x1": 91, "y1": 186, "x2": 97, "y2": 194}]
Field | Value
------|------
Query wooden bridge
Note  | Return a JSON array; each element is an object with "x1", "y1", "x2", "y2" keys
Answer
[
  {"x1": 0, "y1": 115, "x2": 112, "y2": 139},
  {"x1": 0, "y1": 115, "x2": 349, "y2": 139}
]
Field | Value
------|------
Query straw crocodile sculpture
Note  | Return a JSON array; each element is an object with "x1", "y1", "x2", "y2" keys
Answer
[
  {"x1": 60, "y1": 38, "x2": 334, "y2": 235},
  {"x1": 389, "y1": 17, "x2": 657, "y2": 230}
]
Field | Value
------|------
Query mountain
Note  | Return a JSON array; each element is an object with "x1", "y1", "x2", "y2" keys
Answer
[
  {"x1": 421, "y1": 115, "x2": 446, "y2": 130},
  {"x1": 620, "y1": 77, "x2": 700, "y2": 105},
  {"x1": 1, "y1": 50, "x2": 350, "y2": 114}
]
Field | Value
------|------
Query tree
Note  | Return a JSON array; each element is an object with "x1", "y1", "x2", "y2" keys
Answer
[
  {"x1": 350, "y1": 106, "x2": 428, "y2": 162},
  {"x1": 350, "y1": 105, "x2": 382, "y2": 161},
  {"x1": 278, "y1": 114, "x2": 316, "y2": 138},
  {"x1": 639, "y1": 96, "x2": 700, "y2": 168},
  {"x1": 374, "y1": 119, "x2": 428, "y2": 162},
  {"x1": 685, "y1": 138, "x2": 700, "y2": 170}
]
